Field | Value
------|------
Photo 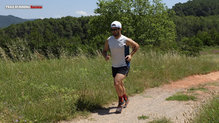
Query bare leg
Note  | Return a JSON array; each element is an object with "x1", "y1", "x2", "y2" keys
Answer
[
  {"x1": 121, "y1": 80, "x2": 126, "y2": 96},
  {"x1": 114, "y1": 74, "x2": 127, "y2": 113},
  {"x1": 114, "y1": 73, "x2": 126, "y2": 97}
]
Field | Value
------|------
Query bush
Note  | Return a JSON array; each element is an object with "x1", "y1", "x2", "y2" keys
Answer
[{"x1": 179, "y1": 37, "x2": 203, "y2": 56}]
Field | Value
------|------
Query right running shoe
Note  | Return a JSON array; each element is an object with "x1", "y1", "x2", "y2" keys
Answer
[{"x1": 124, "y1": 97, "x2": 129, "y2": 108}]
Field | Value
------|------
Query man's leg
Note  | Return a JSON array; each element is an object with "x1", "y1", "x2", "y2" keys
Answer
[
  {"x1": 114, "y1": 73, "x2": 129, "y2": 107},
  {"x1": 114, "y1": 73, "x2": 126, "y2": 98},
  {"x1": 114, "y1": 73, "x2": 126, "y2": 113},
  {"x1": 121, "y1": 79, "x2": 129, "y2": 108},
  {"x1": 121, "y1": 80, "x2": 126, "y2": 97}
]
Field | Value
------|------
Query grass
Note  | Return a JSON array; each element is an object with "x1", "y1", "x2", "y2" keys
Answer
[
  {"x1": 191, "y1": 95, "x2": 219, "y2": 123},
  {"x1": 187, "y1": 86, "x2": 208, "y2": 92},
  {"x1": 200, "y1": 46, "x2": 219, "y2": 55},
  {"x1": 166, "y1": 93, "x2": 197, "y2": 101},
  {"x1": 138, "y1": 115, "x2": 149, "y2": 120},
  {"x1": 149, "y1": 117, "x2": 173, "y2": 123},
  {"x1": 0, "y1": 50, "x2": 219, "y2": 122}
]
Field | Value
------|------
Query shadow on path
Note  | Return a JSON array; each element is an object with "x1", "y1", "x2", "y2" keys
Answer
[{"x1": 93, "y1": 106, "x2": 118, "y2": 115}]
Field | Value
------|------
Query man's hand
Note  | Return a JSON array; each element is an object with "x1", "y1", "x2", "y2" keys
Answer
[
  {"x1": 125, "y1": 55, "x2": 132, "y2": 62},
  {"x1": 105, "y1": 55, "x2": 110, "y2": 61}
]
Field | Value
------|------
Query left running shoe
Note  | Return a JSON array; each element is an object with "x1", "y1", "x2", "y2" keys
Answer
[
  {"x1": 116, "y1": 101, "x2": 125, "y2": 113},
  {"x1": 115, "y1": 105, "x2": 122, "y2": 113}
]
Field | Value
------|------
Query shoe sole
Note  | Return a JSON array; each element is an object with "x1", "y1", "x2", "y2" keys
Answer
[
  {"x1": 115, "y1": 107, "x2": 122, "y2": 113},
  {"x1": 124, "y1": 100, "x2": 129, "y2": 108}
]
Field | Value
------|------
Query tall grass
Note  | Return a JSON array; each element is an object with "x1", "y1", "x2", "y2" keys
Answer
[
  {"x1": 0, "y1": 50, "x2": 219, "y2": 122},
  {"x1": 191, "y1": 95, "x2": 219, "y2": 123}
]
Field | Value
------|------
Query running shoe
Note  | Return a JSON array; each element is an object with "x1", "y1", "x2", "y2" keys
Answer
[
  {"x1": 115, "y1": 105, "x2": 122, "y2": 113},
  {"x1": 116, "y1": 101, "x2": 125, "y2": 113},
  {"x1": 124, "y1": 97, "x2": 129, "y2": 108}
]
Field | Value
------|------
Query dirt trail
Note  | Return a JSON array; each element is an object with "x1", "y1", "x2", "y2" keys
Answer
[{"x1": 61, "y1": 71, "x2": 219, "y2": 123}]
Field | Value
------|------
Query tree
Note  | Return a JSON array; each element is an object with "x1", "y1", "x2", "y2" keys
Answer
[
  {"x1": 89, "y1": 0, "x2": 176, "y2": 50},
  {"x1": 172, "y1": 0, "x2": 219, "y2": 16}
]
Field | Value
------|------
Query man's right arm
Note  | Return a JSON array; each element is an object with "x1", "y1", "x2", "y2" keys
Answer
[{"x1": 102, "y1": 40, "x2": 110, "y2": 61}]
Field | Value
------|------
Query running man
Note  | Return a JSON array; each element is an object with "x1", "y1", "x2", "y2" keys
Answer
[{"x1": 102, "y1": 21, "x2": 139, "y2": 113}]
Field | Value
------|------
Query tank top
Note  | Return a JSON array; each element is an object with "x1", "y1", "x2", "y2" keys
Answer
[{"x1": 108, "y1": 35, "x2": 130, "y2": 68}]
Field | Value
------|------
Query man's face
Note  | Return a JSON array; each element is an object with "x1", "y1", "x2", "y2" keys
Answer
[{"x1": 111, "y1": 27, "x2": 120, "y2": 37}]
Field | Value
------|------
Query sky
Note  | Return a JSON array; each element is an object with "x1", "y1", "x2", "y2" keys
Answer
[{"x1": 0, "y1": 0, "x2": 188, "y2": 19}]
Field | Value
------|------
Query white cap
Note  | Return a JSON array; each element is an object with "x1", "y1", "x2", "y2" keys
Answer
[{"x1": 111, "y1": 21, "x2": 122, "y2": 28}]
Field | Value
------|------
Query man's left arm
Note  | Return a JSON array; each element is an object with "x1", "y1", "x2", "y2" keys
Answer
[{"x1": 126, "y1": 38, "x2": 139, "y2": 61}]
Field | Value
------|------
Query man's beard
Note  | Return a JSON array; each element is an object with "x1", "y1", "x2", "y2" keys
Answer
[{"x1": 113, "y1": 32, "x2": 119, "y2": 37}]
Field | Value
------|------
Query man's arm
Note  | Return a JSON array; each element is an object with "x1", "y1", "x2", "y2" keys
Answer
[
  {"x1": 102, "y1": 40, "x2": 110, "y2": 61},
  {"x1": 126, "y1": 38, "x2": 139, "y2": 61}
]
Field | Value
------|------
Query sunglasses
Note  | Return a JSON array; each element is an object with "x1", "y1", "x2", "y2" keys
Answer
[{"x1": 111, "y1": 28, "x2": 120, "y2": 31}]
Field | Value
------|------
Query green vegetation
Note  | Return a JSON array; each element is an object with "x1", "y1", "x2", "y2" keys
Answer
[
  {"x1": 0, "y1": 0, "x2": 178, "y2": 61},
  {"x1": 0, "y1": 0, "x2": 219, "y2": 61},
  {"x1": 91, "y1": 0, "x2": 176, "y2": 49},
  {"x1": 172, "y1": 15, "x2": 219, "y2": 45},
  {"x1": 192, "y1": 95, "x2": 219, "y2": 123},
  {"x1": 172, "y1": 0, "x2": 219, "y2": 16},
  {"x1": 0, "y1": 51, "x2": 219, "y2": 122},
  {"x1": 171, "y1": 0, "x2": 219, "y2": 56},
  {"x1": 201, "y1": 46, "x2": 219, "y2": 55},
  {"x1": 0, "y1": 16, "x2": 92, "y2": 61},
  {"x1": 0, "y1": 0, "x2": 219, "y2": 122},
  {"x1": 187, "y1": 86, "x2": 208, "y2": 92},
  {"x1": 149, "y1": 117, "x2": 172, "y2": 123},
  {"x1": 138, "y1": 115, "x2": 149, "y2": 120},
  {"x1": 166, "y1": 93, "x2": 197, "y2": 101}
]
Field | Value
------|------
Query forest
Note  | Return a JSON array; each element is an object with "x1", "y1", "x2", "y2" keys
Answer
[
  {"x1": 0, "y1": 0, "x2": 218, "y2": 61},
  {"x1": 172, "y1": 0, "x2": 219, "y2": 16}
]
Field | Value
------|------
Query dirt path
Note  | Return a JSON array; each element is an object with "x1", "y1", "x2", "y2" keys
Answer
[{"x1": 61, "y1": 71, "x2": 219, "y2": 123}]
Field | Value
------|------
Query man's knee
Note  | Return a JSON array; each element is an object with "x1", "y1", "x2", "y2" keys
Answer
[
  {"x1": 114, "y1": 79, "x2": 122, "y2": 86},
  {"x1": 114, "y1": 74, "x2": 125, "y2": 86}
]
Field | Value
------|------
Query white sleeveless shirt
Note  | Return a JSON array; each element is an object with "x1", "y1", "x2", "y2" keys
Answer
[{"x1": 108, "y1": 35, "x2": 130, "y2": 68}]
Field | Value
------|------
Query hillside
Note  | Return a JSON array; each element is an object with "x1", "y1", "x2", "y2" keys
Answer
[
  {"x1": 171, "y1": 0, "x2": 219, "y2": 48},
  {"x1": 0, "y1": 0, "x2": 219, "y2": 62},
  {"x1": 172, "y1": 0, "x2": 219, "y2": 16},
  {"x1": 0, "y1": 15, "x2": 33, "y2": 28}
]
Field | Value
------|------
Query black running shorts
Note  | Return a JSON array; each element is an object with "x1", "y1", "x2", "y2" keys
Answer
[{"x1": 112, "y1": 66, "x2": 130, "y2": 78}]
